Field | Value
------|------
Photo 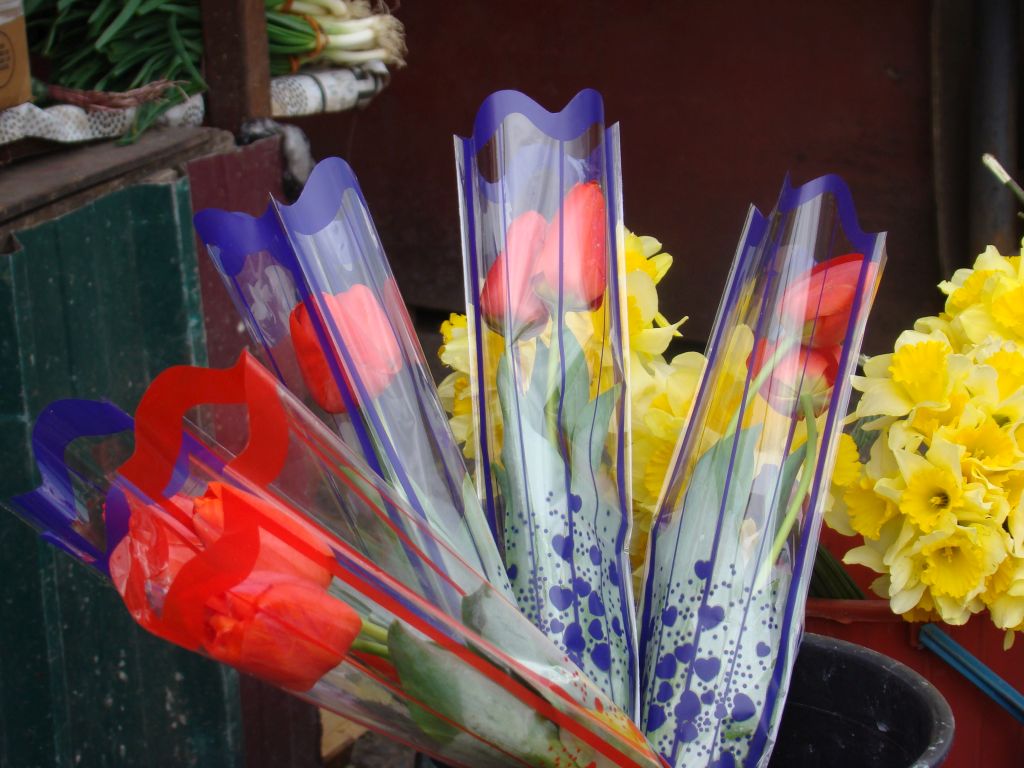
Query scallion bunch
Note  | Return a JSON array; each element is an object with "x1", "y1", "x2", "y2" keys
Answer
[
  {"x1": 265, "y1": 1, "x2": 405, "y2": 76},
  {"x1": 26, "y1": 0, "x2": 205, "y2": 138},
  {"x1": 24, "y1": 0, "x2": 405, "y2": 140}
]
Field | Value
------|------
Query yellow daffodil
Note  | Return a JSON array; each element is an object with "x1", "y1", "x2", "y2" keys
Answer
[
  {"x1": 890, "y1": 339, "x2": 953, "y2": 404},
  {"x1": 625, "y1": 271, "x2": 687, "y2": 363},
  {"x1": 623, "y1": 231, "x2": 673, "y2": 286},
  {"x1": 831, "y1": 433, "x2": 862, "y2": 488},
  {"x1": 439, "y1": 312, "x2": 472, "y2": 374},
  {"x1": 981, "y1": 555, "x2": 1024, "y2": 644},
  {"x1": 437, "y1": 371, "x2": 475, "y2": 452},
  {"x1": 917, "y1": 523, "x2": 1005, "y2": 604},
  {"x1": 693, "y1": 324, "x2": 763, "y2": 447},
  {"x1": 940, "y1": 244, "x2": 1024, "y2": 345},
  {"x1": 844, "y1": 477, "x2": 898, "y2": 540},
  {"x1": 898, "y1": 464, "x2": 961, "y2": 533},
  {"x1": 853, "y1": 330, "x2": 969, "y2": 419},
  {"x1": 832, "y1": 240, "x2": 1024, "y2": 638},
  {"x1": 630, "y1": 351, "x2": 705, "y2": 569},
  {"x1": 950, "y1": 416, "x2": 1020, "y2": 474},
  {"x1": 897, "y1": 588, "x2": 944, "y2": 623}
]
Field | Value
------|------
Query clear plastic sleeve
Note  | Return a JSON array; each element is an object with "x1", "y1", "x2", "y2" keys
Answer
[
  {"x1": 193, "y1": 159, "x2": 511, "y2": 601},
  {"x1": 455, "y1": 90, "x2": 638, "y2": 714},
  {"x1": 7, "y1": 352, "x2": 665, "y2": 768},
  {"x1": 637, "y1": 175, "x2": 885, "y2": 767}
]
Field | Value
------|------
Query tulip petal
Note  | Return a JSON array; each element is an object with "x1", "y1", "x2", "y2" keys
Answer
[
  {"x1": 536, "y1": 182, "x2": 608, "y2": 311},
  {"x1": 480, "y1": 210, "x2": 549, "y2": 336}
]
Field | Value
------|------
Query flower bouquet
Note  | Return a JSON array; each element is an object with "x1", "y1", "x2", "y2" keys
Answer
[
  {"x1": 10, "y1": 352, "x2": 660, "y2": 768},
  {"x1": 637, "y1": 176, "x2": 883, "y2": 766},
  {"x1": 193, "y1": 157, "x2": 512, "y2": 604},
  {"x1": 4, "y1": 89, "x2": 888, "y2": 768},
  {"x1": 455, "y1": 89, "x2": 638, "y2": 711}
]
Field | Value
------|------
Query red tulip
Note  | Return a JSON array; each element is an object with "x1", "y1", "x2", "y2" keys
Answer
[
  {"x1": 783, "y1": 253, "x2": 872, "y2": 349},
  {"x1": 192, "y1": 482, "x2": 333, "y2": 588},
  {"x1": 479, "y1": 210, "x2": 548, "y2": 336},
  {"x1": 536, "y1": 182, "x2": 607, "y2": 311},
  {"x1": 202, "y1": 573, "x2": 361, "y2": 691},
  {"x1": 109, "y1": 483, "x2": 360, "y2": 692},
  {"x1": 290, "y1": 285, "x2": 404, "y2": 414},
  {"x1": 749, "y1": 338, "x2": 840, "y2": 414}
]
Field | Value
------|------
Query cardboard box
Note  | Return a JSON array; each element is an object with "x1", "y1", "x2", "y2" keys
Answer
[{"x1": 0, "y1": 9, "x2": 30, "y2": 111}]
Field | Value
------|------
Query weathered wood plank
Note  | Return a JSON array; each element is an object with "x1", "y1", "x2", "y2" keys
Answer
[
  {"x1": 0, "y1": 127, "x2": 233, "y2": 237},
  {"x1": 0, "y1": 179, "x2": 243, "y2": 768}
]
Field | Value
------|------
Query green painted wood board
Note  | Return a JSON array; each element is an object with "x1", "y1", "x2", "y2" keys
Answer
[{"x1": 0, "y1": 178, "x2": 241, "y2": 768}]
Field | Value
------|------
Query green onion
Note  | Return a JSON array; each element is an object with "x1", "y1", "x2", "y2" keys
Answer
[{"x1": 26, "y1": 0, "x2": 404, "y2": 140}]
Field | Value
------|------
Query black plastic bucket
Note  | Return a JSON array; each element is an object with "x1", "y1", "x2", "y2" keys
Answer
[
  {"x1": 414, "y1": 633, "x2": 954, "y2": 768},
  {"x1": 769, "y1": 633, "x2": 953, "y2": 767}
]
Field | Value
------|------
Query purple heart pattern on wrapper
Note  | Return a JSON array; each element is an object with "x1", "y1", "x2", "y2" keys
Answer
[
  {"x1": 638, "y1": 175, "x2": 885, "y2": 767},
  {"x1": 1, "y1": 87, "x2": 893, "y2": 768},
  {"x1": 456, "y1": 90, "x2": 639, "y2": 715}
]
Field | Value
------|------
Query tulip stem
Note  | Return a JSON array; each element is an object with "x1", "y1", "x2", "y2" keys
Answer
[
  {"x1": 544, "y1": 328, "x2": 563, "y2": 446},
  {"x1": 768, "y1": 393, "x2": 818, "y2": 568},
  {"x1": 722, "y1": 337, "x2": 798, "y2": 443},
  {"x1": 351, "y1": 638, "x2": 390, "y2": 658},
  {"x1": 360, "y1": 618, "x2": 390, "y2": 645}
]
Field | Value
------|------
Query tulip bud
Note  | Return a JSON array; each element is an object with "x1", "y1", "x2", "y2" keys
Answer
[
  {"x1": 203, "y1": 574, "x2": 362, "y2": 691},
  {"x1": 109, "y1": 486, "x2": 362, "y2": 693},
  {"x1": 749, "y1": 339, "x2": 839, "y2": 415},
  {"x1": 192, "y1": 482, "x2": 333, "y2": 588},
  {"x1": 290, "y1": 285, "x2": 404, "y2": 414}
]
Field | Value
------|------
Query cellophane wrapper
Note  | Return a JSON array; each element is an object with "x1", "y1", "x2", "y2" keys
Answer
[
  {"x1": 638, "y1": 176, "x2": 885, "y2": 767},
  {"x1": 456, "y1": 90, "x2": 638, "y2": 713},
  {"x1": 193, "y1": 158, "x2": 511, "y2": 601},
  {"x1": 8, "y1": 352, "x2": 665, "y2": 768}
]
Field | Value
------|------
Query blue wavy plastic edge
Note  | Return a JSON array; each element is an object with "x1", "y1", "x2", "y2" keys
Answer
[
  {"x1": 192, "y1": 157, "x2": 368, "y2": 277},
  {"x1": 461, "y1": 88, "x2": 606, "y2": 145},
  {"x1": 193, "y1": 155, "x2": 455, "y2": 514},
  {"x1": 638, "y1": 172, "x2": 886, "y2": 766},
  {"x1": 457, "y1": 88, "x2": 610, "y2": 535},
  {"x1": 647, "y1": 170, "x2": 885, "y2": 539},
  {"x1": 775, "y1": 173, "x2": 882, "y2": 258},
  {"x1": 9, "y1": 399, "x2": 133, "y2": 574},
  {"x1": 8, "y1": 397, "x2": 235, "y2": 577},
  {"x1": 192, "y1": 157, "x2": 385, "y2": 481},
  {"x1": 750, "y1": 174, "x2": 886, "y2": 759}
]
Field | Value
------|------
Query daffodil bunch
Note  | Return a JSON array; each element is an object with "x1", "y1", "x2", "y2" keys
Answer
[
  {"x1": 438, "y1": 230, "x2": 705, "y2": 583},
  {"x1": 830, "y1": 242, "x2": 1024, "y2": 643}
]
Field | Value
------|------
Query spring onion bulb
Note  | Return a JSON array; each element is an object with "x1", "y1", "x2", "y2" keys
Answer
[{"x1": 266, "y1": 9, "x2": 406, "y2": 70}]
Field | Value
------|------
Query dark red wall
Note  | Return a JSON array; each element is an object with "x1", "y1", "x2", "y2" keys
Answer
[{"x1": 295, "y1": 0, "x2": 936, "y2": 355}]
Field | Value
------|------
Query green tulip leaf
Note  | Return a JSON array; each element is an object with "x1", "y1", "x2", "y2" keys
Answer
[
  {"x1": 549, "y1": 326, "x2": 591, "y2": 425},
  {"x1": 567, "y1": 384, "x2": 618, "y2": 473},
  {"x1": 387, "y1": 621, "x2": 567, "y2": 766}
]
